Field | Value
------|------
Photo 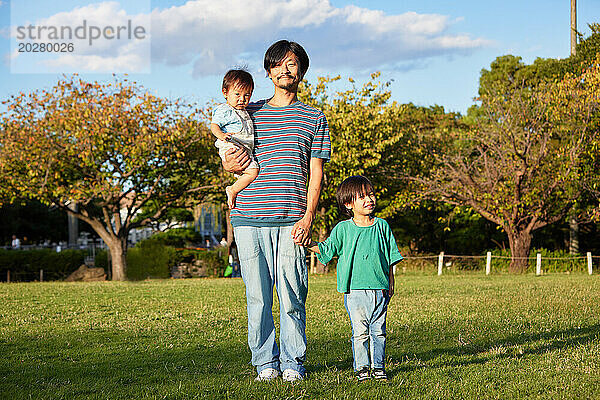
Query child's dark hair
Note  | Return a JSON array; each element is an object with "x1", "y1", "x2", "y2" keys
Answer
[
  {"x1": 336, "y1": 175, "x2": 375, "y2": 217},
  {"x1": 222, "y1": 69, "x2": 254, "y2": 93}
]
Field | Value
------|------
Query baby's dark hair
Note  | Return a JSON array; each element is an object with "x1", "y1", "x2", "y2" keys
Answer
[
  {"x1": 336, "y1": 175, "x2": 375, "y2": 217},
  {"x1": 222, "y1": 69, "x2": 254, "y2": 93}
]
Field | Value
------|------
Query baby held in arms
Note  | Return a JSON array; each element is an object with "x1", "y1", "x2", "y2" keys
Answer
[{"x1": 210, "y1": 69, "x2": 259, "y2": 208}]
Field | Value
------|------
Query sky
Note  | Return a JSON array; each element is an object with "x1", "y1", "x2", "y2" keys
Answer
[{"x1": 1, "y1": 0, "x2": 599, "y2": 114}]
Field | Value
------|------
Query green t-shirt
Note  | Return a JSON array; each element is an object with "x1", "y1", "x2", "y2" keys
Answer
[{"x1": 317, "y1": 217, "x2": 403, "y2": 293}]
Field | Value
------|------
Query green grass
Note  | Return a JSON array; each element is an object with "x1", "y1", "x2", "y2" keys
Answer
[{"x1": 1, "y1": 273, "x2": 600, "y2": 399}]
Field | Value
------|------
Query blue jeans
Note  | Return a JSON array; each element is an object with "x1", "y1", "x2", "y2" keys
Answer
[
  {"x1": 234, "y1": 225, "x2": 308, "y2": 375},
  {"x1": 344, "y1": 289, "x2": 389, "y2": 371}
]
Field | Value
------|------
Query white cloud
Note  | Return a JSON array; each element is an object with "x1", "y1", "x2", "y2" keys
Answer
[
  {"x1": 10, "y1": 1, "x2": 150, "y2": 73},
  {"x1": 342, "y1": 8, "x2": 448, "y2": 36},
  {"x1": 7, "y1": 0, "x2": 489, "y2": 75},
  {"x1": 149, "y1": 0, "x2": 489, "y2": 77}
]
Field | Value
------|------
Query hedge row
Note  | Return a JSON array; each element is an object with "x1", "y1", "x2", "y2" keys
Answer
[
  {"x1": 0, "y1": 249, "x2": 86, "y2": 282},
  {"x1": 123, "y1": 228, "x2": 228, "y2": 280},
  {"x1": 125, "y1": 242, "x2": 228, "y2": 280},
  {"x1": 0, "y1": 244, "x2": 228, "y2": 282}
]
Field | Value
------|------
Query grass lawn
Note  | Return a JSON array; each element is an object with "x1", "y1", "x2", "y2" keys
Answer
[{"x1": 1, "y1": 273, "x2": 600, "y2": 399}]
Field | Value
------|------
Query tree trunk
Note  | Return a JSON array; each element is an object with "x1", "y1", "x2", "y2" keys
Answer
[
  {"x1": 507, "y1": 230, "x2": 532, "y2": 273},
  {"x1": 64, "y1": 206, "x2": 130, "y2": 281},
  {"x1": 225, "y1": 208, "x2": 234, "y2": 246},
  {"x1": 569, "y1": 217, "x2": 579, "y2": 254},
  {"x1": 67, "y1": 201, "x2": 79, "y2": 248},
  {"x1": 107, "y1": 238, "x2": 128, "y2": 281}
]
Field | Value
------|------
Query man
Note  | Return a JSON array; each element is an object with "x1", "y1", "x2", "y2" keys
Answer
[{"x1": 222, "y1": 40, "x2": 330, "y2": 382}]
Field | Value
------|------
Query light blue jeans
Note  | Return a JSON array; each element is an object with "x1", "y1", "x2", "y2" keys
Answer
[
  {"x1": 234, "y1": 225, "x2": 308, "y2": 375},
  {"x1": 344, "y1": 289, "x2": 389, "y2": 371}
]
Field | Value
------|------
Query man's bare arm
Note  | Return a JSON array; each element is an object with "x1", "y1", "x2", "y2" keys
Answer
[{"x1": 292, "y1": 158, "x2": 324, "y2": 246}]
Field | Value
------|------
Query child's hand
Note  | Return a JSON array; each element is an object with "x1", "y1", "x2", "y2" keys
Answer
[
  {"x1": 300, "y1": 239, "x2": 321, "y2": 254},
  {"x1": 226, "y1": 131, "x2": 243, "y2": 140}
]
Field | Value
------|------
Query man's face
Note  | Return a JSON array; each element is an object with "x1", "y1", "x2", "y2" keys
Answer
[{"x1": 268, "y1": 52, "x2": 302, "y2": 92}]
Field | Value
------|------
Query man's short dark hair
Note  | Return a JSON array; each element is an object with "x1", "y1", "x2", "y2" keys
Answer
[
  {"x1": 264, "y1": 40, "x2": 309, "y2": 78},
  {"x1": 222, "y1": 69, "x2": 254, "y2": 92},
  {"x1": 336, "y1": 175, "x2": 375, "y2": 217}
]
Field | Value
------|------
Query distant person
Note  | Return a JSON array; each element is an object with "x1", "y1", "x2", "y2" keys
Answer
[
  {"x1": 211, "y1": 69, "x2": 259, "y2": 209},
  {"x1": 11, "y1": 235, "x2": 20, "y2": 249},
  {"x1": 228, "y1": 241, "x2": 241, "y2": 278},
  {"x1": 304, "y1": 176, "x2": 403, "y2": 382}
]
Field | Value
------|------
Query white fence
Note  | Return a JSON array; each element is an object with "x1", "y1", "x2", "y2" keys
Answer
[{"x1": 395, "y1": 252, "x2": 598, "y2": 276}]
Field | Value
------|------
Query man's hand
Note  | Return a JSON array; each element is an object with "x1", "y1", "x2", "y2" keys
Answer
[
  {"x1": 292, "y1": 158, "x2": 323, "y2": 246},
  {"x1": 292, "y1": 213, "x2": 313, "y2": 246},
  {"x1": 302, "y1": 239, "x2": 321, "y2": 254},
  {"x1": 222, "y1": 147, "x2": 251, "y2": 174}
]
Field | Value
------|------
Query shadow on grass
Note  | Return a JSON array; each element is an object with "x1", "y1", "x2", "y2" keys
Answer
[
  {"x1": 0, "y1": 331, "x2": 255, "y2": 398},
  {"x1": 2, "y1": 323, "x2": 599, "y2": 396},
  {"x1": 389, "y1": 323, "x2": 600, "y2": 374},
  {"x1": 307, "y1": 323, "x2": 600, "y2": 381}
]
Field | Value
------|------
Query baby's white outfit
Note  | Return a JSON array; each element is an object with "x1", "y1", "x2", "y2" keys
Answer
[{"x1": 211, "y1": 103, "x2": 259, "y2": 171}]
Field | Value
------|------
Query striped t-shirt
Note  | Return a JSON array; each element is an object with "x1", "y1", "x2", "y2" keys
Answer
[{"x1": 230, "y1": 99, "x2": 331, "y2": 227}]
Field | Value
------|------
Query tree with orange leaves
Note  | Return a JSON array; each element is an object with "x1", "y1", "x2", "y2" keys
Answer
[
  {"x1": 0, "y1": 76, "x2": 220, "y2": 280},
  {"x1": 407, "y1": 58, "x2": 600, "y2": 273}
]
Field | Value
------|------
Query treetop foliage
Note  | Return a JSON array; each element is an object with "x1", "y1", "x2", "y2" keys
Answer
[{"x1": 0, "y1": 75, "x2": 221, "y2": 279}]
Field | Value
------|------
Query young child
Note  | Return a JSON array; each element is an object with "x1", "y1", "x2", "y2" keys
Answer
[
  {"x1": 211, "y1": 69, "x2": 259, "y2": 209},
  {"x1": 305, "y1": 175, "x2": 403, "y2": 382}
]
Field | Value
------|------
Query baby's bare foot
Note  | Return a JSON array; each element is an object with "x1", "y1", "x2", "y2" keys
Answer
[{"x1": 226, "y1": 186, "x2": 236, "y2": 209}]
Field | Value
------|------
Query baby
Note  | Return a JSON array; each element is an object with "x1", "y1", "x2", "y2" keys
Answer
[{"x1": 211, "y1": 69, "x2": 259, "y2": 208}]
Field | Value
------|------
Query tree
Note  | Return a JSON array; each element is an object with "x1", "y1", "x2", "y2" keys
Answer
[
  {"x1": 407, "y1": 61, "x2": 600, "y2": 272},
  {"x1": 475, "y1": 27, "x2": 600, "y2": 254},
  {"x1": 0, "y1": 76, "x2": 220, "y2": 280},
  {"x1": 299, "y1": 74, "x2": 400, "y2": 237},
  {"x1": 298, "y1": 74, "x2": 463, "y2": 268}
]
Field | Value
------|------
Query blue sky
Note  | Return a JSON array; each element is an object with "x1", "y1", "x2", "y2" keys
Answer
[{"x1": 1, "y1": 0, "x2": 599, "y2": 114}]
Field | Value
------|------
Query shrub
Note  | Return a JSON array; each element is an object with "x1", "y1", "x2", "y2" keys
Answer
[
  {"x1": 145, "y1": 228, "x2": 203, "y2": 247},
  {"x1": 96, "y1": 239, "x2": 227, "y2": 280},
  {"x1": 177, "y1": 248, "x2": 228, "y2": 277},
  {"x1": 0, "y1": 249, "x2": 86, "y2": 282},
  {"x1": 126, "y1": 240, "x2": 177, "y2": 280},
  {"x1": 94, "y1": 250, "x2": 109, "y2": 271}
]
